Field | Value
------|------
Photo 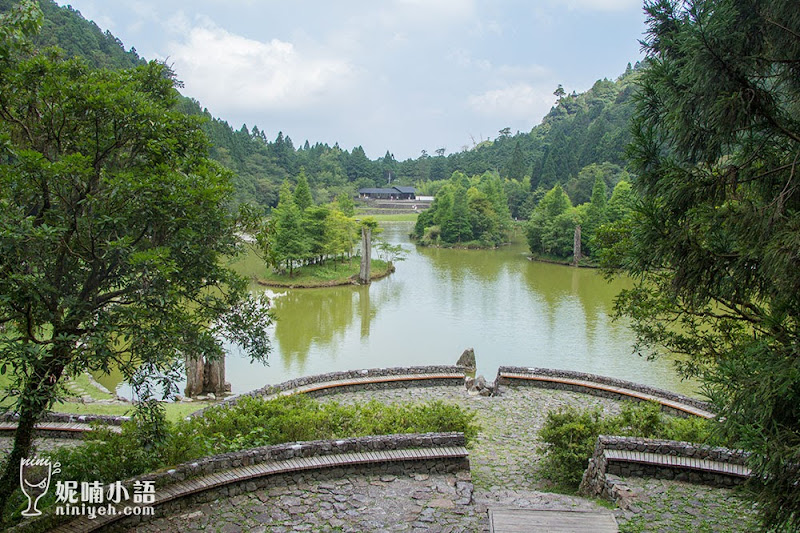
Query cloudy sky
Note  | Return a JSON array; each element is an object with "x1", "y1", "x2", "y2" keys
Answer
[{"x1": 56, "y1": 0, "x2": 647, "y2": 160}]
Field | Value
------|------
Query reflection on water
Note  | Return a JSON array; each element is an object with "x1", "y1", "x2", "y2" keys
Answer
[
  {"x1": 224, "y1": 222, "x2": 699, "y2": 397},
  {"x1": 101, "y1": 222, "x2": 700, "y2": 398}
]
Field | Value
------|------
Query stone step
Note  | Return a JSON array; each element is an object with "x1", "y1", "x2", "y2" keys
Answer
[{"x1": 489, "y1": 508, "x2": 618, "y2": 533}]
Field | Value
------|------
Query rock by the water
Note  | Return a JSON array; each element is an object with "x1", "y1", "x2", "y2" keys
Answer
[
  {"x1": 456, "y1": 348, "x2": 476, "y2": 370},
  {"x1": 468, "y1": 374, "x2": 494, "y2": 396},
  {"x1": 464, "y1": 376, "x2": 475, "y2": 390}
]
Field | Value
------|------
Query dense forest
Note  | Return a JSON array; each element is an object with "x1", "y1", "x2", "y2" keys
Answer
[{"x1": 4, "y1": 1, "x2": 640, "y2": 217}]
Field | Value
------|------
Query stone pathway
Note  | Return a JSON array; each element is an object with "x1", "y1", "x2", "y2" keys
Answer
[
  {"x1": 133, "y1": 471, "x2": 484, "y2": 533},
  {"x1": 23, "y1": 384, "x2": 756, "y2": 532},
  {"x1": 0, "y1": 436, "x2": 83, "y2": 455},
  {"x1": 613, "y1": 478, "x2": 758, "y2": 533}
]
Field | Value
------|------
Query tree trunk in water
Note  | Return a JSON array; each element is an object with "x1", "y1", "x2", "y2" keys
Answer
[
  {"x1": 573, "y1": 225, "x2": 582, "y2": 267},
  {"x1": 359, "y1": 226, "x2": 372, "y2": 284},
  {"x1": 184, "y1": 354, "x2": 204, "y2": 397}
]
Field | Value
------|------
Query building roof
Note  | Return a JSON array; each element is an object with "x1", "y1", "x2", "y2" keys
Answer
[
  {"x1": 358, "y1": 186, "x2": 416, "y2": 194},
  {"x1": 358, "y1": 188, "x2": 398, "y2": 195}
]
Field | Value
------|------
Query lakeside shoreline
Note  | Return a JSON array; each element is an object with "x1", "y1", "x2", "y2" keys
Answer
[{"x1": 254, "y1": 262, "x2": 395, "y2": 289}]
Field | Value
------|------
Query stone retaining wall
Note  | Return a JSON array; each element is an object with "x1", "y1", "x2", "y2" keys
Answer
[
  {"x1": 580, "y1": 436, "x2": 750, "y2": 508},
  {"x1": 138, "y1": 432, "x2": 466, "y2": 489},
  {"x1": 0, "y1": 412, "x2": 130, "y2": 426},
  {"x1": 191, "y1": 365, "x2": 465, "y2": 417},
  {"x1": 496, "y1": 366, "x2": 712, "y2": 416},
  {"x1": 13, "y1": 432, "x2": 467, "y2": 532},
  {"x1": 106, "y1": 458, "x2": 463, "y2": 532}
]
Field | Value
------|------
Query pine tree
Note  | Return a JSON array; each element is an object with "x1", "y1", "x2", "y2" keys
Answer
[
  {"x1": 293, "y1": 168, "x2": 313, "y2": 211},
  {"x1": 619, "y1": 1, "x2": 800, "y2": 528}
]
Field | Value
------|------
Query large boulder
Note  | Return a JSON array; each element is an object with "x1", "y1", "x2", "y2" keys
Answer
[{"x1": 456, "y1": 348, "x2": 476, "y2": 370}]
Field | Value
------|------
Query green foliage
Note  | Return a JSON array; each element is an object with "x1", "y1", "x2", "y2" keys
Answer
[
  {"x1": 270, "y1": 181, "x2": 308, "y2": 275},
  {"x1": 0, "y1": 11, "x2": 272, "y2": 517},
  {"x1": 526, "y1": 184, "x2": 578, "y2": 258},
  {"x1": 293, "y1": 168, "x2": 313, "y2": 211},
  {"x1": 48, "y1": 425, "x2": 163, "y2": 486},
  {"x1": 538, "y1": 402, "x2": 716, "y2": 489},
  {"x1": 415, "y1": 171, "x2": 512, "y2": 247},
  {"x1": 375, "y1": 240, "x2": 407, "y2": 263},
  {"x1": 335, "y1": 193, "x2": 356, "y2": 217},
  {"x1": 178, "y1": 395, "x2": 478, "y2": 455},
  {"x1": 616, "y1": 1, "x2": 800, "y2": 529},
  {"x1": 42, "y1": 395, "x2": 478, "y2": 491},
  {"x1": 538, "y1": 407, "x2": 609, "y2": 488}
]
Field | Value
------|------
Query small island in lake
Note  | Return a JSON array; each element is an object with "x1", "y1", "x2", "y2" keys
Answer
[
  {"x1": 413, "y1": 170, "x2": 513, "y2": 249},
  {"x1": 250, "y1": 174, "x2": 405, "y2": 288}
]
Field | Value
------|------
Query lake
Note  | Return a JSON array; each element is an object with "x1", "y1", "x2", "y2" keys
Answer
[{"x1": 214, "y1": 222, "x2": 698, "y2": 397}]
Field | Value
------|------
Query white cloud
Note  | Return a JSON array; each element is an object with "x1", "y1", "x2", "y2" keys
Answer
[
  {"x1": 468, "y1": 83, "x2": 554, "y2": 119},
  {"x1": 165, "y1": 22, "x2": 354, "y2": 113},
  {"x1": 559, "y1": 0, "x2": 641, "y2": 12},
  {"x1": 393, "y1": 0, "x2": 475, "y2": 17}
]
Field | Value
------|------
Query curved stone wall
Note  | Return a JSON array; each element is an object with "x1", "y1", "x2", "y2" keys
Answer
[
  {"x1": 190, "y1": 365, "x2": 466, "y2": 417},
  {"x1": 14, "y1": 432, "x2": 468, "y2": 533},
  {"x1": 496, "y1": 366, "x2": 713, "y2": 415},
  {"x1": 580, "y1": 435, "x2": 751, "y2": 508}
]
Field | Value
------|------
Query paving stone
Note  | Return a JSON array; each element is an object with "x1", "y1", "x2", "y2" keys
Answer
[{"x1": 40, "y1": 384, "x2": 753, "y2": 533}]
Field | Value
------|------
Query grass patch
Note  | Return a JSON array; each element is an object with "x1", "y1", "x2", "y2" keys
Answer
[
  {"x1": 256, "y1": 258, "x2": 392, "y2": 287},
  {"x1": 65, "y1": 373, "x2": 115, "y2": 401},
  {"x1": 46, "y1": 401, "x2": 211, "y2": 422}
]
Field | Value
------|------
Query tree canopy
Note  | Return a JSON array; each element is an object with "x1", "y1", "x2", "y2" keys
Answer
[
  {"x1": 414, "y1": 171, "x2": 512, "y2": 247},
  {"x1": 0, "y1": 2, "x2": 271, "y2": 519},
  {"x1": 614, "y1": 1, "x2": 800, "y2": 529}
]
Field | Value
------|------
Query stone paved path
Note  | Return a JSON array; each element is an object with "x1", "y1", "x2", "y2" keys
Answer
[
  {"x1": 0, "y1": 436, "x2": 83, "y2": 455},
  {"x1": 613, "y1": 478, "x2": 759, "y2": 533},
  {"x1": 58, "y1": 384, "x2": 755, "y2": 532}
]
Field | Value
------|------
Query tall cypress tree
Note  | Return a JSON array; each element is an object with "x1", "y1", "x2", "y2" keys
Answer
[
  {"x1": 293, "y1": 168, "x2": 313, "y2": 211},
  {"x1": 618, "y1": 1, "x2": 800, "y2": 529}
]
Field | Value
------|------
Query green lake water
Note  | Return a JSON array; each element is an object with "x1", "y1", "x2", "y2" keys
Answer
[
  {"x1": 97, "y1": 222, "x2": 698, "y2": 398},
  {"x1": 215, "y1": 222, "x2": 698, "y2": 397}
]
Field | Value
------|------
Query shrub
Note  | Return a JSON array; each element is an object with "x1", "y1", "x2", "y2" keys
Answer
[
  {"x1": 538, "y1": 401, "x2": 718, "y2": 490},
  {"x1": 43, "y1": 394, "x2": 479, "y2": 500},
  {"x1": 538, "y1": 407, "x2": 610, "y2": 488}
]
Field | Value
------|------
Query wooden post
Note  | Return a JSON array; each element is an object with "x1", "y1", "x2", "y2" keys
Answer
[
  {"x1": 203, "y1": 356, "x2": 226, "y2": 395},
  {"x1": 573, "y1": 224, "x2": 582, "y2": 267},
  {"x1": 359, "y1": 226, "x2": 372, "y2": 284},
  {"x1": 185, "y1": 352, "x2": 227, "y2": 398},
  {"x1": 184, "y1": 354, "x2": 204, "y2": 397}
]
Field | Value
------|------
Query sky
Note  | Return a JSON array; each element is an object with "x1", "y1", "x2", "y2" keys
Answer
[{"x1": 56, "y1": 0, "x2": 648, "y2": 160}]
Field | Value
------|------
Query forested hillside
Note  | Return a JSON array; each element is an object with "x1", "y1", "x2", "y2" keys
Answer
[{"x1": 5, "y1": 0, "x2": 639, "y2": 214}]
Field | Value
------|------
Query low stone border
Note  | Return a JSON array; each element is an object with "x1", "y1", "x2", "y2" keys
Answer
[
  {"x1": 0, "y1": 413, "x2": 129, "y2": 439},
  {"x1": 0, "y1": 412, "x2": 129, "y2": 426},
  {"x1": 579, "y1": 436, "x2": 750, "y2": 508},
  {"x1": 190, "y1": 365, "x2": 466, "y2": 417},
  {"x1": 0, "y1": 421, "x2": 122, "y2": 440},
  {"x1": 14, "y1": 432, "x2": 467, "y2": 533},
  {"x1": 496, "y1": 366, "x2": 714, "y2": 418}
]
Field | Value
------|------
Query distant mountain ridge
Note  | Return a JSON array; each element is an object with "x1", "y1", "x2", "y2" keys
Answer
[{"x1": 3, "y1": 0, "x2": 639, "y2": 211}]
